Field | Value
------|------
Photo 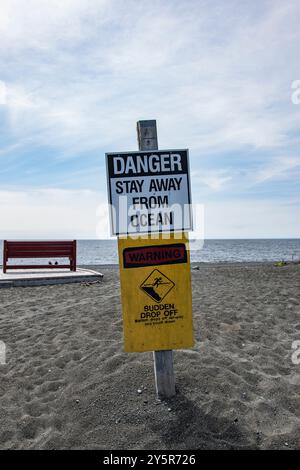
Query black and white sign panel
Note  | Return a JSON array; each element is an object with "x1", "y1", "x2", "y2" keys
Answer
[{"x1": 106, "y1": 149, "x2": 192, "y2": 235}]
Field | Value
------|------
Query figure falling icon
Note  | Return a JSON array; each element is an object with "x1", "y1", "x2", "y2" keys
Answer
[
  {"x1": 140, "y1": 269, "x2": 175, "y2": 303},
  {"x1": 153, "y1": 277, "x2": 164, "y2": 288}
]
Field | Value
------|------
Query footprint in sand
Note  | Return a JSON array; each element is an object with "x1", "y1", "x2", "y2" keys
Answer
[
  {"x1": 25, "y1": 400, "x2": 48, "y2": 418},
  {"x1": 18, "y1": 415, "x2": 46, "y2": 440}
]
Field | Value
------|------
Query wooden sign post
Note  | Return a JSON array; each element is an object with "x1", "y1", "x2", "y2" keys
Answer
[
  {"x1": 105, "y1": 120, "x2": 194, "y2": 400},
  {"x1": 137, "y1": 120, "x2": 176, "y2": 398}
]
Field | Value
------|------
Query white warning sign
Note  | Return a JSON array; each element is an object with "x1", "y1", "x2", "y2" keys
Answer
[{"x1": 106, "y1": 149, "x2": 192, "y2": 235}]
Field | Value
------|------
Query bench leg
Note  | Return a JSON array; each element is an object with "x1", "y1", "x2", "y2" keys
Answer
[
  {"x1": 73, "y1": 241, "x2": 76, "y2": 272},
  {"x1": 70, "y1": 259, "x2": 76, "y2": 272},
  {"x1": 3, "y1": 240, "x2": 7, "y2": 273}
]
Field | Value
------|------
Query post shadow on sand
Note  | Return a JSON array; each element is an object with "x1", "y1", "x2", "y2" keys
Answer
[{"x1": 146, "y1": 389, "x2": 258, "y2": 450}]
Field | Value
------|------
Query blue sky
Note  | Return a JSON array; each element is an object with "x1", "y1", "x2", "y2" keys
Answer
[{"x1": 0, "y1": 0, "x2": 299, "y2": 238}]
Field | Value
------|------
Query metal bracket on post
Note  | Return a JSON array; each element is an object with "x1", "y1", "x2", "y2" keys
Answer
[{"x1": 136, "y1": 119, "x2": 176, "y2": 399}]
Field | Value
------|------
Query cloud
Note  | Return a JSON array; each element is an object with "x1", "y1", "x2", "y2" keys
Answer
[
  {"x1": 1, "y1": 0, "x2": 300, "y2": 155},
  {"x1": 204, "y1": 199, "x2": 300, "y2": 238},
  {"x1": 192, "y1": 169, "x2": 232, "y2": 191},
  {"x1": 0, "y1": 188, "x2": 298, "y2": 239},
  {"x1": 0, "y1": 0, "x2": 110, "y2": 50},
  {"x1": 0, "y1": 1, "x2": 299, "y2": 238},
  {"x1": 0, "y1": 189, "x2": 110, "y2": 238},
  {"x1": 254, "y1": 156, "x2": 300, "y2": 184},
  {"x1": 191, "y1": 151, "x2": 300, "y2": 194}
]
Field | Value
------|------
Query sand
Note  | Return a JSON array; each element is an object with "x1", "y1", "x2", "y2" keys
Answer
[{"x1": 0, "y1": 263, "x2": 299, "y2": 450}]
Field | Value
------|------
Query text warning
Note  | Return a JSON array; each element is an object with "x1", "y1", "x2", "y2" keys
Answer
[
  {"x1": 106, "y1": 149, "x2": 192, "y2": 235},
  {"x1": 123, "y1": 243, "x2": 187, "y2": 268}
]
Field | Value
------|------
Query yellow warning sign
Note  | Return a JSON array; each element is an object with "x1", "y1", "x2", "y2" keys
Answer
[{"x1": 118, "y1": 233, "x2": 194, "y2": 352}]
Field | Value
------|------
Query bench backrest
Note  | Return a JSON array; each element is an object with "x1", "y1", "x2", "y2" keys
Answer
[{"x1": 4, "y1": 241, "x2": 76, "y2": 259}]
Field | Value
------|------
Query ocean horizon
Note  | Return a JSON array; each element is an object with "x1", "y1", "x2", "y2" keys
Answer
[{"x1": 1, "y1": 238, "x2": 299, "y2": 266}]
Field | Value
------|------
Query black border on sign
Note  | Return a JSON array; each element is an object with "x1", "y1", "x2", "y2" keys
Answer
[
  {"x1": 105, "y1": 149, "x2": 193, "y2": 236},
  {"x1": 123, "y1": 243, "x2": 187, "y2": 268}
]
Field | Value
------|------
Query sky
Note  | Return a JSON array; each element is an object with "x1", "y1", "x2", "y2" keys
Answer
[{"x1": 0, "y1": 0, "x2": 299, "y2": 239}]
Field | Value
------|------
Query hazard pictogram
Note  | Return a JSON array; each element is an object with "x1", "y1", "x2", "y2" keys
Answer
[{"x1": 140, "y1": 269, "x2": 175, "y2": 303}]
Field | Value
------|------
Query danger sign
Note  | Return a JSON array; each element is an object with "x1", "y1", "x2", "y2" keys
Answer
[
  {"x1": 106, "y1": 149, "x2": 192, "y2": 235},
  {"x1": 118, "y1": 234, "x2": 194, "y2": 352}
]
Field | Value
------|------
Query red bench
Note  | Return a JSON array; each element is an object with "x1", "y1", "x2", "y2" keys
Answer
[{"x1": 3, "y1": 240, "x2": 77, "y2": 273}]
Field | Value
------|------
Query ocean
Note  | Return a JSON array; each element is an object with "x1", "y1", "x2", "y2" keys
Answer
[{"x1": 0, "y1": 239, "x2": 299, "y2": 265}]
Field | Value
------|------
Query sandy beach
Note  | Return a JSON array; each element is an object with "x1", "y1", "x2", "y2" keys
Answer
[{"x1": 0, "y1": 263, "x2": 299, "y2": 450}]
